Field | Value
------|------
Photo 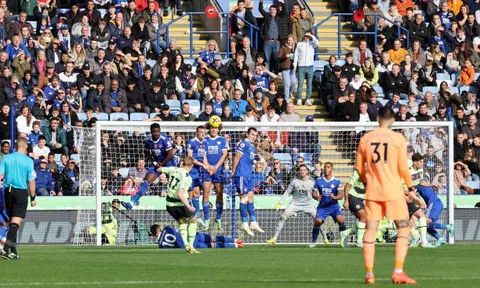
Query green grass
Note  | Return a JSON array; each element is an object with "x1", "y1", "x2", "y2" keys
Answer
[{"x1": 2, "y1": 244, "x2": 480, "y2": 287}]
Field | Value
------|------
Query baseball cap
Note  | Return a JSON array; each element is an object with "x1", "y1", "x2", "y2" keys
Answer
[
  {"x1": 305, "y1": 115, "x2": 314, "y2": 122},
  {"x1": 254, "y1": 87, "x2": 263, "y2": 95},
  {"x1": 151, "y1": 12, "x2": 159, "y2": 17},
  {"x1": 61, "y1": 24, "x2": 69, "y2": 30},
  {"x1": 46, "y1": 62, "x2": 55, "y2": 68},
  {"x1": 214, "y1": 54, "x2": 222, "y2": 61},
  {"x1": 108, "y1": 39, "x2": 116, "y2": 45},
  {"x1": 82, "y1": 63, "x2": 90, "y2": 70},
  {"x1": 246, "y1": 105, "x2": 253, "y2": 112},
  {"x1": 438, "y1": 104, "x2": 446, "y2": 109},
  {"x1": 184, "y1": 64, "x2": 192, "y2": 71}
]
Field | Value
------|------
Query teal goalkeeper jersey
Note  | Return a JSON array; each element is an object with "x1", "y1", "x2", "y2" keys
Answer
[{"x1": 163, "y1": 167, "x2": 192, "y2": 207}]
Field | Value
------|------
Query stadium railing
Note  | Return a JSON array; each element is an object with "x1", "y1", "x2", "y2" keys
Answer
[{"x1": 312, "y1": 13, "x2": 410, "y2": 60}]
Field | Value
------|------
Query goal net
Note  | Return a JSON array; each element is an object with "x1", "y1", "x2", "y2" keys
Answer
[{"x1": 73, "y1": 121, "x2": 454, "y2": 246}]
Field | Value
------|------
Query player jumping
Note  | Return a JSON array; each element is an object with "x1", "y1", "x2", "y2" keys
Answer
[
  {"x1": 231, "y1": 127, "x2": 264, "y2": 236},
  {"x1": 411, "y1": 153, "x2": 454, "y2": 247},
  {"x1": 341, "y1": 170, "x2": 366, "y2": 248},
  {"x1": 151, "y1": 224, "x2": 244, "y2": 249},
  {"x1": 186, "y1": 126, "x2": 209, "y2": 227},
  {"x1": 266, "y1": 165, "x2": 329, "y2": 244},
  {"x1": 310, "y1": 162, "x2": 346, "y2": 248},
  {"x1": 356, "y1": 107, "x2": 416, "y2": 285},
  {"x1": 203, "y1": 122, "x2": 229, "y2": 231},
  {"x1": 124, "y1": 123, "x2": 174, "y2": 209}
]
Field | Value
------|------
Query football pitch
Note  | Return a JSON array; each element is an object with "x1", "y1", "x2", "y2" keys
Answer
[{"x1": 2, "y1": 244, "x2": 480, "y2": 287}]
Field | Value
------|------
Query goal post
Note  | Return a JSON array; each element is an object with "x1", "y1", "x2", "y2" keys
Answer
[{"x1": 73, "y1": 121, "x2": 455, "y2": 246}]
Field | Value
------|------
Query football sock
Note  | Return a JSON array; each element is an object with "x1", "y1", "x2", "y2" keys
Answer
[
  {"x1": 216, "y1": 202, "x2": 223, "y2": 220},
  {"x1": 311, "y1": 225, "x2": 320, "y2": 243},
  {"x1": 0, "y1": 226, "x2": 8, "y2": 239},
  {"x1": 418, "y1": 217, "x2": 428, "y2": 243},
  {"x1": 240, "y1": 203, "x2": 248, "y2": 223},
  {"x1": 429, "y1": 222, "x2": 447, "y2": 230},
  {"x1": 247, "y1": 202, "x2": 256, "y2": 222},
  {"x1": 394, "y1": 227, "x2": 410, "y2": 272},
  {"x1": 179, "y1": 223, "x2": 188, "y2": 247},
  {"x1": 192, "y1": 197, "x2": 200, "y2": 218},
  {"x1": 273, "y1": 214, "x2": 288, "y2": 239},
  {"x1": 339, "y1": 224, "x2": 346, "y2": 232},
  {"x1": 344, "y1": 223, "x2": 358, "y2": 236},
  {"x1": 203, "y1": 202, "x2": 210, "y2": 221},
  {"x1": 410, "y1": 227, "x2": 420, "y2": 239},
  {"x1": 320, "y1": 227, "x2": 328, "y2": 241},
  {"x1": 363, "y1": 229, "x2": 376, "y2": 274},
  {"x1": 3, "y1": 223, "x2": 19, "y2": 254},
  {"x1": 357, "y1": 222, "x2": 366, "y2": 245},
  {"x1": 131, "y1": 180, "x2": 150, "y2": 204},
  {"x1": 427, "y1": 228, "x2": 441, "y2": 239},
  {"x1": 187, "y1": 223, "x2": 197, "y2": 247}
]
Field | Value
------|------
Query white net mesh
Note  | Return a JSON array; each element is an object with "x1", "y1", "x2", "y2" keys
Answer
[{"x1": 74, "y1": 122, "x2": 453, "y2": 245}]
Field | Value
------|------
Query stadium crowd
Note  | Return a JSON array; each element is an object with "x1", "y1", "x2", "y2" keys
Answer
[{"x1": 0, "y1": 0, "x2": 478, "y2": 196}]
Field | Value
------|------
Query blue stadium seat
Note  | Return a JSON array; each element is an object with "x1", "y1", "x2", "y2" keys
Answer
[
  {"x1": 183, "y1": 99, "x2": 201, "y2": 113},
  {"x1": 184, "y1": 58, "x2": 196, "y2": 67},
  {"x1": 372, "y1": 85, "x2": 385, "y2": 98},
  {"x1": 171, "y1": 110, "x2": 180, "y2": 116},
  {"x1": 70, "y1": 154, "x2": 80, "y2": 163},
  {"x1": 314, "y1": 60, "x2": 328, "y2": 71},
  {"x1": 77, "y1": 112, "x2": 86, "y2": 121},
  {"x1": 467, "y1": 181, "x2": 480, "y2": 189},
  {"x1": 451, "y1": 73, "x2": 458, "y2": 86},
  {"x1": 150, "y1": 113, "x2": 160, "y2": 119},
  {"x1": 109, "y1": 112, "x2": 129, "y2": 121},
  {"x1": 336, "y1": 59, "x2": 345, "y2": 67},
  {"x1": 222, "y1": 58, "x2": 231, "y2": 65},
  {"x1": 272, "y1": 153, "x2": 292, "y2": 167},
  {"x1": 146, "y1": 59, "x2": 157, "y2": 68},
  {"x1": 378, "y1": 99, "x2": 388, "y2": 106},
  {"x1": 475, "y1": 73, "x2": 480, "y2": 81},
  {"x1": 459, "y1": 86, "x2": 477, "y2": 94},
  {"x1": 27, "y1": 21, "x2": 37, "y2": 34},
  {"x1": 93, "y1": 113, "x2": 109, "y2": 121},
  {"x1": 57, "y1": 8, "x2": 70, "y2": 14},
  {"x1": 292, "y1": 153, "x2": 312, "y2": 165},
  {"x1": 98, "y1": 8, "x2": 107, "y2": 17},
  {"x1": 118, "y1": 168, "x2": 130, "y2": 179},
  {"x1": 130, "y1": 112, "x2": 149, "y2": 121},
  {"x1": 166, "y1": 99, "x2": 181, "y2": 109},
  {"x1": 54, "y1": 154, "x2": 61, "y2": 165},
  {"x1": 422, "y1": 86, "x2": 439, "y2": 95},
  {"x1": 436, "y1": 73, "x2": 450, "y2": 81}
]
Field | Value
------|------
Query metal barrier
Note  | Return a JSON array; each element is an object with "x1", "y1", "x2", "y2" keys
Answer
[
  {"x1": 312, "y1": 13, "x2": 410, "y2": 59},
  {"x1": 156, "y1": 12, "x2": 259, "y2": 59}
]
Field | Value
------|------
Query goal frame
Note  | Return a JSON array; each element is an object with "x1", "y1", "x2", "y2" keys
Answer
[{"x1": 93, "y1": 121, "x2": 455, "y2": 246}]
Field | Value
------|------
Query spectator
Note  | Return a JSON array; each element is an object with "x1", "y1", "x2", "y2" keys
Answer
[
  {"x1": 197, "y1": 103, "x2": 214, "y2": 122},
  {"x1": 230, "y1": 0, "x2": 257, "y2": 55},
  {"x1": 294, "y1": 31, "x2": 318, "y2": 106},
  {"x1": 292, "y1": 8, "x2": 314, "y2": 42},
  {"x1": 278, "y1": 35, "x2": 296, "y2": 101},
  {"x1": 259, "y1": 0, "x2": 281, "y2": 73},
  {"x1": 125, "y1": 78, "x2": 147, "y2": 113},
  {"x1": 16, "y1": 104, "x2": 36, "y2": 135},
  {"x1": 87, "y1": 81, "x2": 106, "y2": 112},
  {"x1": 104, "y1": 79, "x2": 128, "y2": 113},
  {"x1": 203, "y1": 79, "x2": 220, "y2": 104},
  {"x1": 248, "y1": 88, "x2": 270, "y2": 119},
  {"x1": 342, "y1": 53, "x2": 360, "y2": 82},
  {"x1": 252, "y1": 63, "x2": 278, "y2": 90},
  {"x1": 35, "y1": 158, "x2": 56, "y2": 196},
  {"x1": 0, "y1": 140, "x2": 9, "y2": 162},
  {"x1": 464, "y1": 147, "x2": 480, "y2": 181},
  {"x1": 146, "y1": 80, "x2": 165, "y2": 113},
  {"x1": 433, "y1": 104, "x2": 449, "y2": 121},
  {"x1": 260, "y1": 105, "x2": 280, "y2": 122},
  {"x1": 176, "y1": 102, "x2": 197, "y2": 121},
  {"x1": 56, "y1": 159, "x2": 80, "y2": 196},
  {"x1": 42, "y1": 117, "x2": 68, "y2": 155},
  {"x1": 352, "y1": 39, "x2": 373, "y2": 67},
  {"x1": 280, "y1": 102, "x2": 301, "y2": 122},
  {"x1": 59, "y1": 61, "x2": 78, "y2": 89},
  {"x1": 328, "y1": 75, "x2": 355, "y2": 117},
  {"x1": 366, "y1": 91, "x2": 383, "y2": 118},
  {"x1": 360, "y1": 58, "x2": 379, "y2": 86},
  {"x1": 454, "y1": 132, "x2": 469, "y2": 161},
  {"x1": 462, "y1": 114, "x2": 480, "y2": 140},
  {"x1": 229, "y1": 89, "x2": 248, "y2": 118},
  {"x1": 458, "y1": 59, "x2": 475, "y2": 86},
  {"x1": 197, "y1": 39, "x2": 220, "y2": 66},
  {"x1": 463, "y1": 92, "x2": 479, "y2": 116},
  {"x1": 220, "y1": 104, "x2": 234, "y2": 121},
  {"x1": 339, "y1": 92, "x2": 360, "y2": 121},
  {"x1": 208, "y1": 90, "x2": 229, "y2": 116},
  {"x1": 385, "y1": 64, "x2": 408, "y2": 98},
  {"x1": 415, "y1": 102, "x2": 432, "y2": 121},
  {"x1": 454, "y1": 107, "x2": 469, "y2": 131}
]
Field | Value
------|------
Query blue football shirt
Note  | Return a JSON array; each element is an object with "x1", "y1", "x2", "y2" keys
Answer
[
  {"x1": 314, "y1": 177, "x2": 342, "y2": 208},
  {"x1": 234, "y1": 139, "x2": 256, "y2": 178},
  {"x1": 144, "y1": 135, "x2": 173, "y2": 167}
]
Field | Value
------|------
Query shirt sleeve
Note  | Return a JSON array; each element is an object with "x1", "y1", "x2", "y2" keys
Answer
[
  {"x1": 398, "y1": 138, "x2": 413, "y2": 188},
  {"x1": 28, "y1": 159, "x2": 35, "y2": 181},
  {"x1": 236, "y1": 141, "x2": 245, "y2": 155},
  {"x1": 162, "y1": 167, "x2": 174, "y2": 176},
  {"x1": 164, "y1": 137, "x2": 173, "y2": 151}
]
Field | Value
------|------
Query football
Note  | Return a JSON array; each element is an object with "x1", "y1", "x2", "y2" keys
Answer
[{"x1": 208, "y1": 115, "x2": 222, "y2": 128}]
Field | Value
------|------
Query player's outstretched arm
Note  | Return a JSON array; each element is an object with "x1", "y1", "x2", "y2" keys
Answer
[
  {"x1": 343, "y1": 183, "x2": 352, "y2": 209},
  {"x1": 312, "y1": 189, "x2": 321, "y2": 202}
]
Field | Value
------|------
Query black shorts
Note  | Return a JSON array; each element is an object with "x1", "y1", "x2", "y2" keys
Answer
[
  {"x1": 167, "y1": 205, "x2": 195, "y2": 221},
  {"x1": 5, "y1": 187, "x2": 29, "y2": 219},
  {"x1": 348, "y1": 194, "x2": 365, "y2": 215},
  {"x1": 407, "y1": 200, "x2": 421, "y2": 217}
]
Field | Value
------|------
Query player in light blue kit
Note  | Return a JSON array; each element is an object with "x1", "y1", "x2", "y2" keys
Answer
[
  {"x1": 202, "y1": 122, "x2": 229, "y2": 231},
  {"x1": 0, "y1": 184, "x2": 9, "y2": 250},
  {"x1": 150, "y1": 224, "x2": 244, "y2": 249},
  {"x1": 411, "y1": 153, "x2": 454, "y2": 247},
  {"x1": 310, "y1": 162, "x2": 346, "y2": 248},
  {"x1": 186, "y1": 126, "x2": 209, "y2": 227},
  {"x1": 124, "y1": 123, "x2": 174, "y2": 209},
  {"x1": 231, "y1": 127, "x2": 264, "y2": 236}
]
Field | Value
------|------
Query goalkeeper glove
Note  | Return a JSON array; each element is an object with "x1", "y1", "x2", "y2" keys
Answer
[{"x1": 274, "y1": 201, "x2": 282, "y2": 211}]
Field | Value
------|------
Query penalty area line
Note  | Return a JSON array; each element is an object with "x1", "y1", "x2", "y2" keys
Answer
[{"x1": 3, "y1": 276, "x2": 480, "y2": 286}]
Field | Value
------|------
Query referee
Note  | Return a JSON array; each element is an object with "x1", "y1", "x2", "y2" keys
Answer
[{"x1": 0, "y1": 137, "x2": 36, "y2": 260}]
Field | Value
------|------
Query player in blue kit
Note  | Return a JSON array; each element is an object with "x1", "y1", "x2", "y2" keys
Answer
[
  {"x1": 186, "y1": 126, "x2": 209, "y2": 227},
  {"x1": 124, "y1": 123, "x2": 174, "y2": 209},
  {"x1": 310, "y1": 162, "x2": 346, "y2": 248},
  {"x1": 202, "y1": 123, "x2": 229, "y2": 231},
  {"x1": 0, "y1": 184, "x2": 9, "y2": 249},
  {"x1": 150, "y1": 224, "x2": 244, "y2": 249},
  {"x1": 411, "y1": 154, "x2": 454, "y2": 247},
  {"x1": 231, "y1": 127, "x2": 264, "y2": 236}
]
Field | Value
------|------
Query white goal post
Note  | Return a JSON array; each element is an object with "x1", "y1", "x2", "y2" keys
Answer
[{"x1": 74, "y1": 121, "x2": 455, "y2": 246}]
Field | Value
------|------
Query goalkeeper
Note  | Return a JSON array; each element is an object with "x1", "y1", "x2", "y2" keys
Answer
[
  {"x1": 87, "y1": 202, "x2": 118, "y2": 244},
  {"x1": 266, "y1": 165, "x2": 329, "y2": 244},
  {"x1": 151, "y1": 224, "x2": 244, "y2": 249}
]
